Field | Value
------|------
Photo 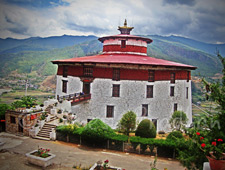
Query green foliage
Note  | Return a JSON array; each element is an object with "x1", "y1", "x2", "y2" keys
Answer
[
  {"x1": 135, "y1": 119, "x2": 156, "y2": 138},
  {"x1": 167, "y1": 131, "x2": 184, "y2": 141},
  {"x1": 0, "y1": 104, "x2": 11, "y2": 117},
  {"x1": 177, "y1": 53, "x2": 225, "y2": 170},
  {"x1": 130, "y1": 136, "x2": 187, "y2": 151},
  {"x1": 11, "y1": 96, "x2": 36, "y2": 109},
  {"x1": 56, "y1": 124, "x2": 79, "y2": 135},
  {"x1": 81, "y1": 119, "x2": 115, "y2": 142},
  {"x1": 117, "y1": 111, "x2": 136, "y2": 136},
  {"x1": 169, "y1": 111, "x2": 188, "y2": 131},
  {"x1": 177, "y1": 139, "x2": 207, "y2": 170}
]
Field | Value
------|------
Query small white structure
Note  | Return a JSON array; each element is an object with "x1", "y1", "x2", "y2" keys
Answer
[{"x1": 52, "y1": 20, "x2": 196, "y2": 132}]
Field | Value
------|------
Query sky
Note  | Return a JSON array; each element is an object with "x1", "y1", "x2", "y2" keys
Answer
[{"x1": 0, "y1": 0, "x2": 225, "y2": 44}]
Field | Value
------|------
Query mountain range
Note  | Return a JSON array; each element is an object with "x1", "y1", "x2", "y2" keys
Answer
[{"x1": 0, "y1": 34, "x2": 224, "y2": 79}]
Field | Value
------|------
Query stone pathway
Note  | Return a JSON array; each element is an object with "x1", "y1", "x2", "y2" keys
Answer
[{"x1": 0, "y1": 132, "x2": 186, "y2": 170}]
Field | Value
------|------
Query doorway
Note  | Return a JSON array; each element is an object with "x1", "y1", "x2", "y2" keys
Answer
[
  {"x1": 83, "y1": 82, "x2": 90, "y2": 94},
  {"x1": 18, "y1": 117, "x2": 23, "y2": 133}
]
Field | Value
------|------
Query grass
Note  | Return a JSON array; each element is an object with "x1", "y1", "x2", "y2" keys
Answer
[{"x1": 0, "y1": 90, "x2": 54, "y2": 104}]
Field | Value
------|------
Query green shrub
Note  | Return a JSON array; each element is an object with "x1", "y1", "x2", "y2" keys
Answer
[
  {"x1": 56, "y1": 124, "x2": 79, "y2": 134},
  {"x1": 81, "y1": 119, "x2": 115, "y2": 142},
  {"x1": 135, "y1": 119, "x2": 156, "y2": 138},
  {"x1": 167, "y1": 131, "x2": 184, "y2": 140},
  {"x1": 117, "y1": 111, "x2": 136, "y2": 135}
]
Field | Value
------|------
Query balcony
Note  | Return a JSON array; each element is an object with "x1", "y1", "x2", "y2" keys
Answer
[{"x1": 57, "y1": 93, "x2": 91, "y2": 105}]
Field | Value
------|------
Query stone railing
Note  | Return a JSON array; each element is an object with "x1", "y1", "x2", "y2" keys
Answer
[{"x1": 57, "y1": 93, "x2": 91, "y2": 105}]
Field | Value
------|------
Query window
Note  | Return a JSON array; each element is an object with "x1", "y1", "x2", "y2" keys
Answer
[
  {"x1": 170, "y1": 86, "x2": 175, "y2": 97},
  {"x1": 10, "y1": 116, "x2": 16, "y2": 124},
  {"x1": 148, "y1": 70, "x2": 155, "y2": 82},
  {"x1": 83, "y1": 82, "x2": 90, "y2": 94},
  {"x1": 121, "y1": 40, "x2": 126, "y2": 48},
  {"x1": 186, "y1": 87, "x2": 189, "y2": 99},
  {"x1": 174, "y1": 103, "x2": 178, "y2": 112},
  {"x1": 187, "y1": 71, "x2": 190, "y2": 82},
  {"x1": 152, "y1": 119, "x2": 157, "y2": 130},
  {"x1": 63, "y1": 66, "x2": 68, "y2": 77},
  {"x1": 83, "y1": 67, "x2": 93, "y2": 77},
  {"x1": 147, "y1": 85, "x2": 153, "y2": 98},
  {"x1": 106, "y1": 106, "x2": 114, "y2": 118},
  {"x1": 62, "y1": 80, "x2": 67, "y2": 93},
  {"x1": 171, "y1": 73, "x2": 175, "y2": 84},
  {"x1": 112, "y1": 84, "x2": 120, "y2": 97},
  {"x1": 113, "y1": 68, "x2": 120, "y2": 81},
  {"x1": 142, "y1": 104, "x2": 148, "y2": 116},
  {"x1": 87, "y1": 119, "x2": 92, "y2": 123}
]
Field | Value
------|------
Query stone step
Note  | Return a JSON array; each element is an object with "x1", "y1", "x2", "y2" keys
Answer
[
  {"x1": 37, "y1": 133, "x2": 50, "y2": 138},
  {"x1": 35, "y1": 136, "x2": 50, "y2": 141}
]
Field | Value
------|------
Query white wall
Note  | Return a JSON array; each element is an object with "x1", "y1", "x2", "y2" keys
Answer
[{"x1": 56, "y1": 75, "x2": 192, "y2": 132}]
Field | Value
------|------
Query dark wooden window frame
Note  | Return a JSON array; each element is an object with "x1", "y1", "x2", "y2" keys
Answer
[
  {"x1": 112, "y1": 84, "x2": 120, "y2": 97},
  {"x1": 10, "y1": 116, "x2": 16, "y2": 124},
  {"x1": 186, "y1": 87, "x2": 189, "y2": 99},
  {"x1": 142, "y1": 104, "x2": 148, "y2": 116},
  {"x1": 174, "y1": 103, "x2": 178, "y2": 112},
  {"x1": 83, "y1": 67, "x2": 93, "y2": 77},
  {"x1": 113, "y1": 68, "x2": 120, "y2": 81},
  {"x1": 187, "y1": 71, "x2": 190, "y2": 82},
  {"x1": 147, "y1": 85, "x2": 153, "y2": 98},
  {"x1": 171, "y1": 72, "x2": 175, "y2": 84},
  {"x1": 121, "y1": 40, "x2": 126, "y2": 48},
  {"x1": 106, "y1": 105, "x2": 114, "y2": 118},
  {"x1": 62, "y1": 80, "x2": 68, "y2": 93},
  {"x1": 170, "y1": 86, "x2": 175, "y2": 97},
  {"x1": 148, "y1": 70, "x2": 155, "y2": 82},
  {"x1": 63, "y1": 65, "x2": 68, "y2": 77}
]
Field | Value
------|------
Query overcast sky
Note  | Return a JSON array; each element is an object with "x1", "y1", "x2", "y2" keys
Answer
[{"x1": 0, "y1": 0, "x2": 225, "y2": 44}]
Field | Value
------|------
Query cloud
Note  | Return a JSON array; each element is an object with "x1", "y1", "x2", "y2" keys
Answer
[
  {"x1": 0, "y1": 0, "x2": 224, "y2": 43},
  {"x1": 163, "y1": 0, "x2": 196, "y2": 6}
]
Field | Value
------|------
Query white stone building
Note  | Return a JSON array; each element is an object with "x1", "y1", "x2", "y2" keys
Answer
[{"x1": 52, "y1": 20, "x2": 196, "y2": 132}]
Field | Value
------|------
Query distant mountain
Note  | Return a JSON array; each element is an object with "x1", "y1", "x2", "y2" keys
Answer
[
  {"x1": 149, "y1": 35, "x2": 225, "y2": 56},
  {"x1": 0, "y1": 35, "x2": 97, "y2": 54},
  {"x1": 0, "y1": 35, "x2": 223, "y2": 79}
]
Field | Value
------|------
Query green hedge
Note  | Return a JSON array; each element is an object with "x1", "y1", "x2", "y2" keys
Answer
[
  {"x1": 130, "y1": 136, "x2": 188, "y2": 150},
  {"x1": 56, "y1": 120, "x2": 128, "y2": 143}
]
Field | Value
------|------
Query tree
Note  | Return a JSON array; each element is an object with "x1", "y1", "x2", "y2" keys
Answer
[
  {"x1": 177, "y1": 53, "x2": 225, "y2": 170},
  {"x1": 117, "y1": 111, "x2": 136, "y2": 136},
  {"x1": 169, "y1": 111, "x2": 188, "y2": 131},
  {"x1": 135, "y1": 119, "x2": 156, "y2": 138},
  {"x1": 0, "y1": 104, "x2": 11, "y2": 119}
]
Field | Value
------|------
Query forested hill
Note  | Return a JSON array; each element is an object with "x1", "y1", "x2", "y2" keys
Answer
[{"x1": 0, "y1": 35, "x2": 224, "y2": 78}]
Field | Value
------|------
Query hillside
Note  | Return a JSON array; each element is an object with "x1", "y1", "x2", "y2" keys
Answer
[{"x1": 0, "y1": 35, "x2": 223, "y2": 81}]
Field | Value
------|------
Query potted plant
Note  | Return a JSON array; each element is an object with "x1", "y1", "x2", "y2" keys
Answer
[
  {"x1": 26, "y1": 147, "x2": 55, "y2": 168},
  {"x1": 89, "y1": 160, "x2": 124, "y2": 170},
  {"x1": 34, "y1": 124, "x2": 39, "y2": 135},
  {"x1": 194, "y1": 132, "x2": 225, "y2": 170},
  {"x1": 39, "y1": 114, "x2": 46, "y2": 128}
]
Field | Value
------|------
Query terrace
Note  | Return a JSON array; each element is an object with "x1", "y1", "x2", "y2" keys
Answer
[{"x1": 57, "y1": 93, "x2": 91, "y2": 105}]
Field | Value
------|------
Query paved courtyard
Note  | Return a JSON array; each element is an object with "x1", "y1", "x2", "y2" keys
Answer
[{"x1": 0, "y1": 132, "x2": 186, "y2": 170}]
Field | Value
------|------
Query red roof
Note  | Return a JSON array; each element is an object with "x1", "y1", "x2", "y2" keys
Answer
[
  {"x1": 52, "y1": 54, "x2": 196, "y2": 69},
  {"x1": 98, "y1": 34, "x2": 153, "y2": 44}
]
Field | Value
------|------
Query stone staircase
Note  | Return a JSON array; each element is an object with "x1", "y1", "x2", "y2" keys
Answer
[
  {"x1": 36, "y1": 123, "x2": 56, "y2": 140},
  {"x1": 45, "y1": 104, "x2": 54, "y2": 114},
  {"x1": 49, "y1": 115, "x2": 58, "y2": 122}
]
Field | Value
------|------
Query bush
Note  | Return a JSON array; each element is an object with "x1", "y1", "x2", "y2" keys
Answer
[
  {"x1": 56, "y1": 124, "x2": 79, "y2": 134},
  {"x1": 117, "y1": 111, "x2": 136, "y2": 136},
  {"x1": 167, "y1": 131, "x2": 184, "y2": 140},
  {"x1": 81, "y1": 119, "x2": 115, "y2": 142},
  {"x1": 135, "y1": 119, "x2": 156, "y2": 138}
]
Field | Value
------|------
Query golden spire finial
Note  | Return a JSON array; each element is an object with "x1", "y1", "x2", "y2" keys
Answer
[
  {"x1": 118, "y1": 19, "x2": 134, "y2": 34},
  {"x1": 124, "y1": 19, "x2": 127, "y2": 27}
]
